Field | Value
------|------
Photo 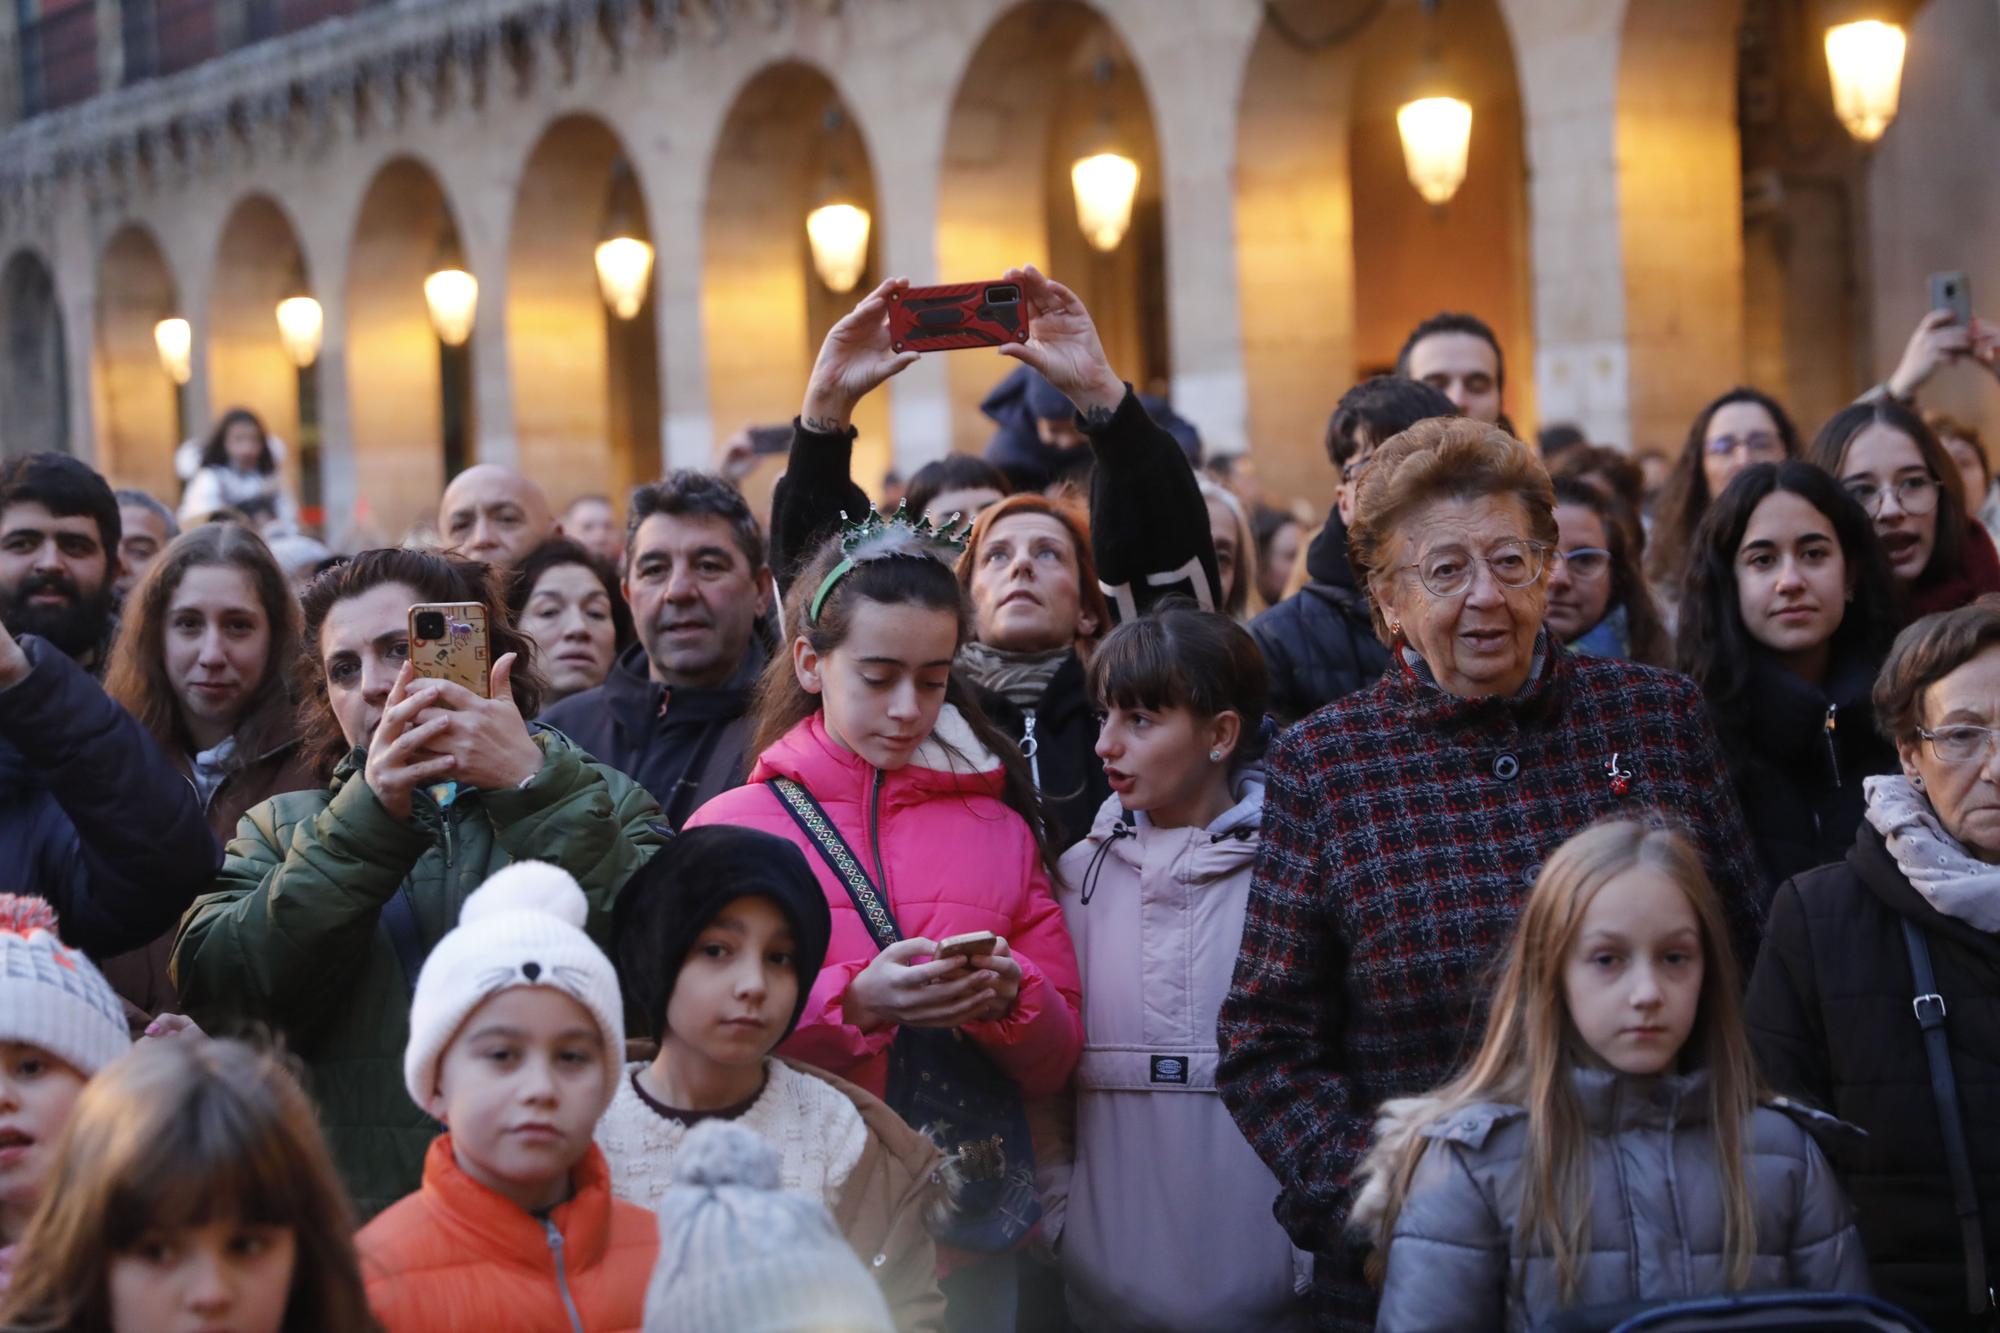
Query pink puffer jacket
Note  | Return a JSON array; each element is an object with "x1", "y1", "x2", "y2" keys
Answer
[{"x1": 685, "y1": 706, "x2": 1083, "y2": 1101}]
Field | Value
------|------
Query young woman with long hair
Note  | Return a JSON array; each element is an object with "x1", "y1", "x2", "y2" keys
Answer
[
  {"x1": 1645, "y1": 387, "x2": 1801, "y2": 595},
  {"x1": 1350, "y1": 821, "x2": 1867, "y2": 1329}
]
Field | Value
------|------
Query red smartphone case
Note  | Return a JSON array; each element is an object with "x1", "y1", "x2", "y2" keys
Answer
[{"x1": 888, "y1": 281, "x2": 1030, "y2": 353}]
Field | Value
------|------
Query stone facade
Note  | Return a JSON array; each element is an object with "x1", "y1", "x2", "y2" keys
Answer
[{"x1": 0, "y1": 0, "x2": 1991, "y2": 540}]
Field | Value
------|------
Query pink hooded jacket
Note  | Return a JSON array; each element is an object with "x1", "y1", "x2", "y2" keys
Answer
[{"x1": 685, "y1": 705, "x2": 1083, "y2": 1102}]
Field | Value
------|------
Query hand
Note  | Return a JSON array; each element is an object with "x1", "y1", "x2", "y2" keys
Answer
[
  {"x1": 1888, "y1": 308, "x2": 1974, "y2": 400},
  {"x1": 801, "y1": 277, "x2": 922, "y2": 433},
  {"x1": 964, "y1": 936, "x2": 1022, "y2": 1022},
  {"x1": 843, "y1": 937, "x2": 1002, "y2": 1032},
  {"x1": 997, "y1": 265, "x2": 1125, "y2": 417},
  {"x1": 718, "y1": 428, "x2": 758, "y2": 485},
  {"x1": 1972, "y1": 316, "x2": 2000, "y2": 382},
  {"x1": 0, "y1": 616, "x2": 27, "y2": 690},
  {"x1": 141, "y1": 1012, "x2": 205, "y2": 1041},
  {"x1": 410, "y1": 653, "x2": 544, "y2": 792},
  {"x1": 364, "y1": 663, "x2": 458, "y2": 822}
]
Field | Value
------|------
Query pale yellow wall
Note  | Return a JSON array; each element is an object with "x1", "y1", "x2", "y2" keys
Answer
[{"x1": 93, "y1": 225, "x2": 181, "y2": 499}]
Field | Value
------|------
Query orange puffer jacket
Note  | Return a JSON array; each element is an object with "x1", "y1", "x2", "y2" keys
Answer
[{"x1": 357, "y1": 1136, "x2": 658, "y2": 1333}]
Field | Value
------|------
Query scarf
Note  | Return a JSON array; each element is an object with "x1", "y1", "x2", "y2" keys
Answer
[
  {"x1": 1864, "y1": 774, "x2": 2000, "y2": 931},
  {"x1": 1400, "y1": 628, "x2": 1550, "y2": 697},
  {"x1": 189, "y1": 735, "x2": 239, "y2": 810},
  {"x1": 1567, "y1": 604, "x2": 1630, "y2": 661},
  {"x1": 957, "y1": 640, "x2": 1070, "y2": 707}
]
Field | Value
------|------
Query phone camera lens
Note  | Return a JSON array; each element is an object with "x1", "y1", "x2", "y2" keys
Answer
[{"x1": 415, "y1": 611, "x2": 446, "y2": 640}]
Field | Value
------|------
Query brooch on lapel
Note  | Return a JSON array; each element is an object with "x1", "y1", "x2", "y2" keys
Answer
[{"x1": 1605, "y1": 751, "x2": 1632, "y2": 798}]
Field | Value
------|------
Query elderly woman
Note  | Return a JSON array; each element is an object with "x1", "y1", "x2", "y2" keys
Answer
[
  {"x1": 1216, "y1": 417, "x2": 1762, "y2": 1331},
  {"x1": 1748, "y1": 598, "x2": 2000, "y2": 1331}
]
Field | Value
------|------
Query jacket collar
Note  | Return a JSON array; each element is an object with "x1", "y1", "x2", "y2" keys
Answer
[
  {"x1": 605, "y1": 640, "x2": 765, "y2": 720},
  {"x1": 1084, "y1": 766, "x2": 1265, "y2": 869},
  {"x1": 1382, "y1": 628, "x2": 1563, "y2": 730},
  {"x1": 1569, "y1": 1065, "x2": 1713, "y2": 1134},
  {"x1": 1738, "y1": 645, "x2": 1877, "y2": 759},
  {"x1": 418, "y1": 1135, "x2": 615, "y2": 1268},
  {"x1": 1304, "y1": 511, "x2": 1360, "y2": 590},
  {"x1": 749, "y1": 706, "x2": 1008, "y2": 809}
]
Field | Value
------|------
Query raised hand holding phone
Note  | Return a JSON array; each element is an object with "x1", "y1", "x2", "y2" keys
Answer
[
  {"x1": 363, "y1": 662, "x2": 456, "y2": 821},
  {"x1": 409, "y1": 652, "x2": 542, "y2": 792},
  {"x1": 801, "y1": 276, "x2": 922, "y2": 433}
]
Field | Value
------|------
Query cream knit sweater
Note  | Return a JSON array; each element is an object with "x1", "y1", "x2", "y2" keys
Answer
[{"x1": 595, "y1": 1058, "x2": 868, "y2": 1211}]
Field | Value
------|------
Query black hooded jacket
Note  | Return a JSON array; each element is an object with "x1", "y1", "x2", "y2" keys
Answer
[{"x1": 1248, "y1": 515, "x2": 1389, "y2": 726}]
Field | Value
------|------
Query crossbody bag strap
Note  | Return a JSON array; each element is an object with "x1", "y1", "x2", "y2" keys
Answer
[
  {"x1": 1900, "y1": 917, "x2": 1994, "y2": 1317},
  {"x1": 766, "y1": 778, "x2": 903, "y2": 952},
  {"x1": 380, "y1": 886, "x2": 425, "y2": 1001}
]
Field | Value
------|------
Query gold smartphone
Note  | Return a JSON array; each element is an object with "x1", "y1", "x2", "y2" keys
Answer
[
  {"x1": 407, "y1": 602, "x2": 491, "y2": 697},
  {"x1": 935, "y1": 930, "x2": 998, "y2": 961}
]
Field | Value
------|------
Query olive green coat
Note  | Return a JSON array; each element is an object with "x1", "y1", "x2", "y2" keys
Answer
[{"x1": 171, "y1": 731, "x2": 665, "y2": 1217}]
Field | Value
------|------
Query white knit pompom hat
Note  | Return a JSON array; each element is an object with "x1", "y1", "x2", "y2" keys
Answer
[
  {"x1": 0, "y1": 896, "x2": 130, "y2": 1077},
  {"x1": 402, "y1": 861, "x2": 625, "y2": 1110}
]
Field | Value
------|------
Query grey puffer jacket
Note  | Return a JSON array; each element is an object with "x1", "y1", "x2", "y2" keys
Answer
[{"x1": 1358, "y1": 1068, "x2": 1869, "y2": 1332}]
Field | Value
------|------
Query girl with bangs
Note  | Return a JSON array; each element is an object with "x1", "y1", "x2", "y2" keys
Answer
[
  {"x1": 1348, "y1": 821, "x2": 1868, "y2": 1330},
  {"x1": 0, "y1": 1037, "x2": 377, "y2": 1333}
]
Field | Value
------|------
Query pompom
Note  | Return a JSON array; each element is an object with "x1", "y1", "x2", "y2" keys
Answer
[
  {"x1": 673, "y1": 1121, "x2": 782, "y2": 1191},
  {"x1": 460, "y1": 861, "x2": 587, "y2": 930},
  {"x1": 0, "y1": 895, "x2": 61, "y2": 938}
]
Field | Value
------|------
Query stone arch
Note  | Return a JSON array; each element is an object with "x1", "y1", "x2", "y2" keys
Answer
[
  {"x1": 208, "y1": 194, "x2": 317, "y2": 523},
  {"x1": 937, "y1": 1, "x2": 1165, "y2": 454},
  {"x1": 94, "y1": 224, "x2": 182, "y2": 498},
  {"x1": 345, "y1": 155, "x2": 469, "y2": 541},
  {"x1": 507, "y1": 113, "x2": 663, "y2": 515},
  {"x1": 701, "y1": 61, "x2": 888, "y2": 500},
  {"x1": 0, "y1": 249, "x2": 70, "y2": 459}
]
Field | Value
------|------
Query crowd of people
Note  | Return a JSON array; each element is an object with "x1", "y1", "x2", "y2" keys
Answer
[{"x1": 1, "y1": 259, "x2": 1999, "y2": 1333}]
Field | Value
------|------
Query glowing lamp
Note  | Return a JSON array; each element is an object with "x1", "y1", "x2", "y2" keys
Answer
[
  {"x1": 1824, "y1": 19, "x2": 1906, "y2": 143},
  {"x1": 594, "y1": 236, "x2": 655, "y2": 319},
  {"x1": 806, "y1": 202, "x2": 872, "y2": 294},
  {"x1": 274, "y1": 295, "x2": 323, "y2": 368},
  {"x1": 1069, "y1": 151, "x2": 1140, "y2": 252},
  {"x1": 423, "y1": 268, "x2": 478, "y2": 347},
  {"x1": 153, "y1": 317, "x2": 192, "y2": 385},
  {"x1": 1397, "y1": 96, "x2": 1473, "y2": 206}
]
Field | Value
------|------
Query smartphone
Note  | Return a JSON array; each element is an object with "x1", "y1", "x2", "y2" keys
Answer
[
  {"x1": 747, "y1": 425, "x2": 793, "y2": 456},
  {"x1": 888, "y1": 282, "x2": 1029, "y2": 354},
  {"x1": 407, "y1": 602, "x2": 490, "y2": 697},
  {"x1": 935, "y1": 930, "x2": 999, "y2": 961},
  {"x1": 1930, "y1": 271, "x2": 1972, "y2": 327}
]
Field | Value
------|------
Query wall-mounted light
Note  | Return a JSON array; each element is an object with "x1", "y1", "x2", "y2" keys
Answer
[
  {"x1": 595, "y1": 159, "x2": 655, "y2": 319},
  {"x1": 1824, "y1": 17, "x2": 1906, "y2": 143},
  {"x1": 154, "y1": 317, "x2": 192, "y2": 385},
  {"x1": 424, "y1": 228, "x2": 477, "y2": 347},
  {"x1": 275, "y1": 294, "x2": 323, "y2": 369},
  {"x1": 1396, "y1": 95, "x2": 1474, "y2": 205},
  {"x1": 1070, "y1": 58, "x2": 1140, "y2": 253},
  {"x1": 806, "y1": 201, "x2": 872, "y2": 294}
]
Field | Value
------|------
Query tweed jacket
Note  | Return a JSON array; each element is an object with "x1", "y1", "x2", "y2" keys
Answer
[{"x1": 1216, "y1": 642, "x2": 1761, "y2": 1331}]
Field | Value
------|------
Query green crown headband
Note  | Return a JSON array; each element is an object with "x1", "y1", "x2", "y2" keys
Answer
[{"x1": 808, "y1": 502, "x2": 974, "y2": 625}]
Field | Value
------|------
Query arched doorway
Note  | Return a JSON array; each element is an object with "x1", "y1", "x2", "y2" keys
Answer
[
  {"x1": 702, "y1": 61, "x2": 886, "y2": 507},
  {"x1": 508, "y1": 114, "x2": 663, "y2": 518},
  {"x1": 209, "y1": 194, "x2": 323, "y2": 528},
  {"x1": 94, "y1": 224, "x2": 182, "y2": 499},
  {"x1": 345, "y1": 156, "x2": 470, "y2": 542},
  {"x1": 0, "y1": 249, "x2": 70, "y2": 459},
  {"x1": 937, "y1": 1, "x2": 1165, "y2": 456}
]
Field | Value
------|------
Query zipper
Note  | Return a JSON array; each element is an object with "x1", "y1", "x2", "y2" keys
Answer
[
  {"x1": 867, "y1": 768, "x2": 891, "y2": 895},
  {"x1": 1823, "y1": 704, "x2": 1842, "y2": 790},
  {"x1": 1021, "y1": 710, "x2": 1042, "y2": 790},
  {"x1": 542, "y1": 1219, "x2": 586, "y2": 1333}
]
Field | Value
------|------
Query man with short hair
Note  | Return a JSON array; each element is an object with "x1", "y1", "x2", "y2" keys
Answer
[
  {"x1": 113, "y1": 487, "x2": 179, "y2": 603},
  {"x1": 562, "y1": 493, "x2": 621, "y2": 565},
  {"x1": 0, "y1": 454, "x2": 218, "y2": 958},
  {"x1": 538, "y1": 471, "x2": 773, "y2": 828},
  {"x1": 1395, "y1": 311, "x2": 1508, "y2": 429},
  {"x1": 438, "y1": 464, "x2": 558, "y2": 571}
]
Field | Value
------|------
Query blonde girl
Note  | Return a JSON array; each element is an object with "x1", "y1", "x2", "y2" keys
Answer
[
  {"x1": 1349, "y1": 820, "x2": 1868, "y2": 1331},
  {"x1": 0, "y1": 1038, "x2": 377, "y2": 1333}
]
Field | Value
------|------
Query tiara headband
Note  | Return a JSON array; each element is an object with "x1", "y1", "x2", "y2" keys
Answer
[{"x1": 808, "y1": 502, "x2": 973, "y2": 625}]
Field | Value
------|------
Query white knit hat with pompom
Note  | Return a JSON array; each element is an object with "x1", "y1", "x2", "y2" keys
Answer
[{"x1": 402, "y1": 860, "x2": 625, "y2": 1110}]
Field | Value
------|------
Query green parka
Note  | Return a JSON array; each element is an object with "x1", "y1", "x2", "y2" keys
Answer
[{"x1": 171, "y1": 730, "x2": 665, "y2": 1216}]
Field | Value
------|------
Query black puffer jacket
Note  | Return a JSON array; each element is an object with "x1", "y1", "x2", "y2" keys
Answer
[
  {"x1": 971, "y1": 652, "x2": 1107, "y2": 853},
  {"x1": 1747, "y1": 820, "x2": 2000, "y2": 1332},
  {"x1": 1249, "y1": 517, "x2": 1388, "y2": 726},
  {"x1": 1711, "y1": 649, "x2": 1897, "y2": 890}
]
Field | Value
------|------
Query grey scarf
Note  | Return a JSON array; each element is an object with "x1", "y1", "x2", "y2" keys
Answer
[
  {"x1": 957, "y1": 640, "x2": 1069, "y2": 707},
  {"x1": 1864, "y1": 774, "x2": 2000, "y2": 932}
]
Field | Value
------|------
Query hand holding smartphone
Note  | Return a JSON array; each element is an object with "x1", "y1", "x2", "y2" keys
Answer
[
  {"x1": 407, "y1": 602, "x2": 490, "y2": 697},
  {"x1": 934, "y1": 930, "x2": 1000, "y2": 962},
  {"x1": 887, "y1": 283, "x2": 1029, "y2": 353}
]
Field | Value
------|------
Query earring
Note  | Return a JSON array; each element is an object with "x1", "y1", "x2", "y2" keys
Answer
[
  {"x1": 1914, "y1": 775, "x2": 1926, "y2": 789},
  {"x1": 1208, "y1": 749, "x2": 1224, "y2": 763}
]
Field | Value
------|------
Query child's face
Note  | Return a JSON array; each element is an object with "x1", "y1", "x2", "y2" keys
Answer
[
  {"x1": 0, "y1": 1040, "x2": 88, "y2": 1239},
  {"x1": 665, "y1": 896, "x2": 801, "y2": 1071},
  {"x1": 796, "y1": 599, "x2": 959, "y2": 772},
  {"x1": 426, "y1": 986, "x2": 609, "y2": 1214},
  {"x1": 107, "y1": 1219, "x2": 297, "y2": 1333},
  {"x1": 1561, "y1": 866, "x2": 1705, "y2": 1076},
  {"x1": 1094, "y1": 703, "x2": 1236, "y2": 828}
]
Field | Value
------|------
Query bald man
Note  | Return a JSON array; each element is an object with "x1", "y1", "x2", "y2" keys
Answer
[{"x1": 438, "y1": 464, "x2": 558, "y2": 571}]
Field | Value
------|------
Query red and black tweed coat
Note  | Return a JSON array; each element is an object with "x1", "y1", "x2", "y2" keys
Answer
[{"x1": 1216, "y1": 641, "x2": 1761, "y2": 1331}]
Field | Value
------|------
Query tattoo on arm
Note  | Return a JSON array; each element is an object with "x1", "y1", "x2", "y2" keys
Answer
[
  {"x1": 801, "y1": 416, "x2": 847, "y2": 436},
  {"x1": 1081, "y1": 403, "x2": 1116, "y2": 431}
]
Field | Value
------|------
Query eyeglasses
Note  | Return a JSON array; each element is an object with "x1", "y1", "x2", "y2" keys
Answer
[
  {"x1": 1558, "y1": 547, "x2": 1612, "y2": 581},
  {"x1": 1920, "y1": 724, "x2": 2000, "y2": 765},
  {"x1": 1341, "y1": 453, "x2": 1374, "y2": 484},
  {"x1": 1845, "y1": 473, "x2": 1940, "y2": 517},
  {"x1": 1400, "y1": 539, "x2": 1553, "y2": 599},
  {"x1": 1705, "y1": 431, "x2": 1784, "y2": 460}
]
